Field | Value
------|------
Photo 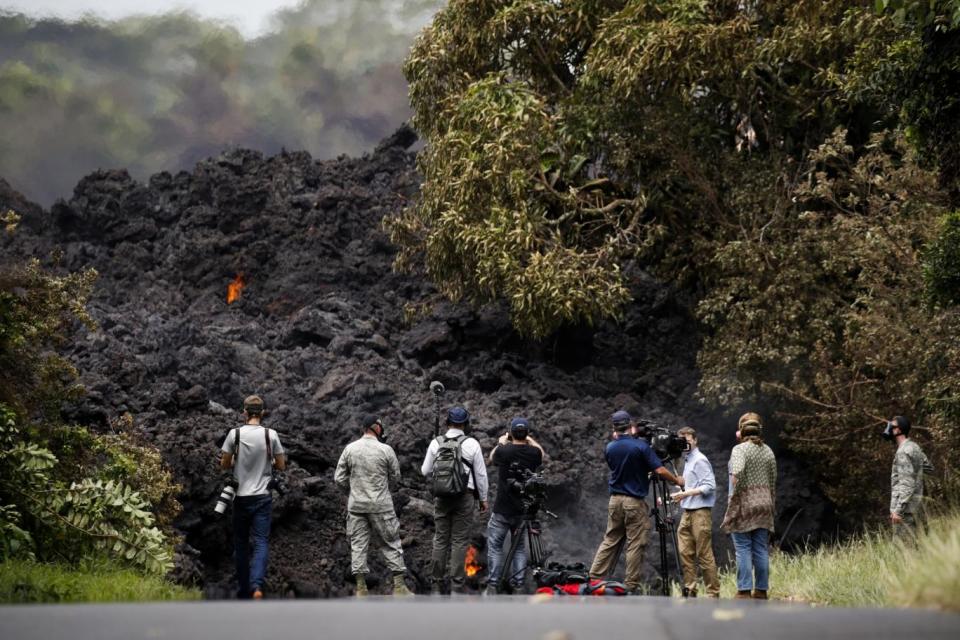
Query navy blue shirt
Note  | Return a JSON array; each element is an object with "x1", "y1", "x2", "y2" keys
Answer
[{"x1": 605, "y1": 436, "x2": 664, "y2": 498}]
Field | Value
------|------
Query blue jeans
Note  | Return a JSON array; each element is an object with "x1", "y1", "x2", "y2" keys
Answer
[
  {"x1": 731, "y1": 528, "x2": 769, "y2": 592},
  {"x1": 486, "y1": 512, "x2": 526, "y2": 589},
  {"x1": 233, "y1": 494, "x2": 272, "y2": 598}
]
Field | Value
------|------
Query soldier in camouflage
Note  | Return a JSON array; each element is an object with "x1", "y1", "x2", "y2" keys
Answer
[
  {"x1": 334, "y1": 415, "x2": 413, "y2": 596},
  {"x1": 884, "y1": 415, "x2": 934, "y2": 538}
]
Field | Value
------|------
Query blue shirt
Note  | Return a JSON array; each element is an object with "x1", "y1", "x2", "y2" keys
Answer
[
  {"x1": 605, "y1": 436, "x2": 663, "y2": 498},
  {"x1": 679, "y1": 447, "x2": 716, "y2": 509}
]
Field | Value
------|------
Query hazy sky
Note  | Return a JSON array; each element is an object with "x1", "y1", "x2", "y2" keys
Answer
[{"x1": 0, "y1": 1, "x2": 304, "y2": 36}]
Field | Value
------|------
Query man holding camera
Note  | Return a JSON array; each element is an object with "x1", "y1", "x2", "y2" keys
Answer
[
  {"x1": 219, "y1": 395, "x2": 285, "y2": 600},
  {"x1": 589, "y1": 410, "x2": 683, "y2": 594},
  {"x1": 421, "y1": 406, "x2": 489, "y2": 595},
  {"x1": 484, "y1": 416, "x2": 545, "y2": 594},
  {"x1": 334, "y1": 415, "x2": 413, "y2": 597},
  {"x1": 670, "y1": 426, "x2": 720, "y2": 598},
  {"x1": 884, "y1": 415, "x2": 933, "y2": 538}
]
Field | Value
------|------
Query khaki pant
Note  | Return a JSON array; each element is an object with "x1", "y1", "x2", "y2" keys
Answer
[
  {"x1": 431, "y1": 493, "x2": 475, "y2": 587},
  {"x1": 347, "y1": 511, "x2": 406, "y2": 575},
  {"x1": 677, "y1": 508, "x2": 720, "y2": 597},
  {"x1": 589, "y1": 494, "x2": 651, "y2": 590}
]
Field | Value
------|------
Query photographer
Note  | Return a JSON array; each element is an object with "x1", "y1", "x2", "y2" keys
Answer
[
  {"x1": 484, "y1": 417, "x2": 545, "y2": 595},
  {"x1": 589, "y1": 410, "x2": 683, "y2": 595},
  {"x1": 334, "y1": 415, "x2": 413, "y2": 597},
  {"x1": 670, "y1": 426, "x2": 720, "y2": 598},
  {"x1": 219, "y1": 395, "x2": 285, "y2": 600}
]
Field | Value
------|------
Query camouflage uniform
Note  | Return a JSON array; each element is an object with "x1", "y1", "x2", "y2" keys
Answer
[
  {"x1": 335, "y1": 436, "x2": 406, "y2": 575},
  {"x1": 890, "y1": 439, "x2": 933, "y2": 538}
]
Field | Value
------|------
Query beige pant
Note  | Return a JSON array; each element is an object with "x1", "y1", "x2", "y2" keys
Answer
[
  {"x1": 589, "y1": 494, "x2": 651, "y2": 590},
  {"x1": 677, "y1": 508, "x2": 720, "y2": 597},
  {"x1": 347, "y1": 511, "x2": 406, "y2": 575}
]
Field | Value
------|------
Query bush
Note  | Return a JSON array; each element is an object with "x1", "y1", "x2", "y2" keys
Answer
[
  {"x1": 923, "y1": 211, "x2": 960, "y2": 307},
  {"x1": 0, "y1": 558, "x2": 199, "y2": 603}
]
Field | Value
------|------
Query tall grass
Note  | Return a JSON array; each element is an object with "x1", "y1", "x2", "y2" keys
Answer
[
  {"x1": 715, "y1": 510, "x2": 960, "y2": 611},
  {"x1": 0, "y1": 559, "x2": 201, "y2": 603}
]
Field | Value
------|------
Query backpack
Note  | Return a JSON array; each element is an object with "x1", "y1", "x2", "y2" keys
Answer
[{"x1": 431, "y1": 434, "x2": 475, "y2": 498}]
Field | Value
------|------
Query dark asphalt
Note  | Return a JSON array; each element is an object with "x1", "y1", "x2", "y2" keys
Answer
[{"x1": 2, "y1": 596, "x2": 958, "y2": 640}]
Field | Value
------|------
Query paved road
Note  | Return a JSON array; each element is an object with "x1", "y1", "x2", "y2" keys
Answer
[{"x1": 2, "y1": 596, "x2": 958, "y2": 640}]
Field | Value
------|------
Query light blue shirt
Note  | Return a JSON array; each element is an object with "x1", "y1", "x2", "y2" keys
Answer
[{"x1": 680, "y1": 448, "x2": 716, "y2": 510}]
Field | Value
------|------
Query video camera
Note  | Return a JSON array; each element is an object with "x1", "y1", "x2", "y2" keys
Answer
[
  {"x1": 636, "y1": 419, "x2": 689, "y2": 461},
  {"x1": 507, "y1": 462, "x2": 548, "y2": 515}
]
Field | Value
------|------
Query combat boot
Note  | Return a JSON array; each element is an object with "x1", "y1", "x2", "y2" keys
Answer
[
  {"x1": 393, "y1": 573, "x2": 413, "y2": 597},
  {"x1": 355, "y1": 574, "x2": 368, "y2": 597}
]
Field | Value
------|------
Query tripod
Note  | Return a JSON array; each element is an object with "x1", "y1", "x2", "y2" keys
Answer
[
  {"x1": 496, "y1": 506, "x2": 557, "y2": 593},
  {"x1": 648, "y1": 463, "x2": 684, "y2": 596}
]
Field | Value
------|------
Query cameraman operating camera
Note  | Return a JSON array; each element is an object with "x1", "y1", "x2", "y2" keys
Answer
[
  {"x1": 589, "y1": 410, "x2": 683, "y2": 595},
  {"x1": 484, "y1": 416, "x2": 545, "y2": 595}
]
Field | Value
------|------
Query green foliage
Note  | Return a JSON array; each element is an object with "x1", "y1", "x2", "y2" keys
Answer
[
  {"x1": 0, "y1": 406, "x2": 173, "y2": 575},
  {"x1": 0, "y1": 558, "x2": 199, "y2": 603},
  {"x1": 923, "y1": 211, "x2": 960, "y2": 307}
]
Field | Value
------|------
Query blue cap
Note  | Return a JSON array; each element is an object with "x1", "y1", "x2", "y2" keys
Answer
[
  {"x1": 510, "y1": 417, "x2": 529, "y2": 429},
  {"x1": 611, "y1": 410, "x2": 632, "y2": 428},
  {"x1": 447, "y1": 406, "x2": 469, "y2": 424}
]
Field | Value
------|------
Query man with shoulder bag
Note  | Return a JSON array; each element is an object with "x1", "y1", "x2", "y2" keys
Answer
[
  {"x1": 219, "y1": 395, "x2": 285, "y2": 600},
  {"x1": 421, "y1": 406, "x2": 489, "y2": 595}
]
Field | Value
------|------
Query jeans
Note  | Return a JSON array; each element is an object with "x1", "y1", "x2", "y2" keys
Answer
[
  {"x1": 731, "y1": 528, "x2": 769, "y2": 592},
  {"x1": 486, "y1": 512, "x2": 526, "y2": 588},
  {"x1": 233, "y1": 494, "x2": 272, "y2": 598}
]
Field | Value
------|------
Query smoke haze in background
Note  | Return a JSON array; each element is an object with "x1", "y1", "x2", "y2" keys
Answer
[{"x1": 0, "y1": 0, "x2": 443, "y2": 205}]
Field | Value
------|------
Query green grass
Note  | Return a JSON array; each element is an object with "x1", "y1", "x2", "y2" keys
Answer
[
  {"x1": 712, "y1": 510, "x2": 960, "y2": 611},
  {"x1": 0, "y1": 559, "x2": 201, "y2": 603}
]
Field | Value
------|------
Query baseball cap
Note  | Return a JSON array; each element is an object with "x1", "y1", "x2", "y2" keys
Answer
[
  {"x1": 447, "y1": 407, "x2": 469, "y2": 424},
  {"x1": 510, "y1": 417, "x2": 530, "y2": 429},
  {"x1": 361, "y1": 415, "x2": 382, "y2": 430},
  {"x1": 611, "y1": 410, "x2": 632, "y2": 429}
]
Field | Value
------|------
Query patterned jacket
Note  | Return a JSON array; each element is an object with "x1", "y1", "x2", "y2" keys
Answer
[
  {"x1": 335, "y1": 436, "x2": 401, "y2": 514},
  {"x1": 890, "y1": 439, "x2": 933, "y2": 516},
  {"x1": 721, "y1": 440, "x2": 777, "y2": 534}
]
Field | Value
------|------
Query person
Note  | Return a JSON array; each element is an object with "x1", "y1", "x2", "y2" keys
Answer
[
  {"x1": 219, "y1": 395, "x2": 285, "y2": 600},
  {"x1": 884, "y1": 415, "x2": 934, "y2": 538},
  {"x1": 671, "y1": 426, "x2": 720, "y2": 598},
  {"x1": 720, "y1": 412, "x2": 777, "y2": 600},
  {"x1": 334, "y1": 415, "x2": 413, "y2": 597},
  {"x1": 589, "y1": 410, "x2": 683, "y2": 595},
  {"x1": 484, "y1": 416, "x2": 545, "y2": 595},
  {"x1": 421, "y1": 406, "x2": 489, "y2": 595}
]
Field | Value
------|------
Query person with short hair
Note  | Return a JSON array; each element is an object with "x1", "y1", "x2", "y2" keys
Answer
[
  {"x1": 884, "y1": 415, "x2": 933, "y2": 538},
  {"x1": 334, "y1": 415, "x2": 412, "y2": 597},
  {"x1": 484, "y1": 416, "x2": 545, "y2": 594},
  {"x1": 720, "y1": 412, "x2": 776, "y2": 600},
  {"x1": 421, "y1": 406, "x2": 489, "y2": 594},
  {"x1": 220, "y1": 395, "x2": 285, "y2": 600},
  {"x1": 671, "y1": 426, "x2": 720, "y2": 598},
  {"x1": 589, "y1": 410, "x2": 683, "y2": 594}
]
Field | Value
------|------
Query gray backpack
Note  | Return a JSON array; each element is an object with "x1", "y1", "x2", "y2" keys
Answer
[{"x1": 431, "y1": 435, "x2": 475, "y2": 498}]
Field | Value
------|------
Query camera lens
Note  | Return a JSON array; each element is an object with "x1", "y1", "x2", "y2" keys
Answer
[{"x1": 214, "y1": 485, "x2": 236, "y2": 515}]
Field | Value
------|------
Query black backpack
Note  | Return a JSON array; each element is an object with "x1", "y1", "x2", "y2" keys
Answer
[{"x1": 431, "y1": 434, "x2": 475, "y2": 498}]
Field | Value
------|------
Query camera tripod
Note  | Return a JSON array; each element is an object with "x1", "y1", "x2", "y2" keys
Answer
[
  {"x1": 648, "y1": 462, "x2": 684, "y2": 596},
  {"x1": 496, "y1": 507, "x2": 557, "y2": 593}
]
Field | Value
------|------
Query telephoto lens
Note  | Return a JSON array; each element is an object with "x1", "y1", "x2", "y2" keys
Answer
[{"x1": 214, "y1": 484, "x2": 236, "y2": 515}]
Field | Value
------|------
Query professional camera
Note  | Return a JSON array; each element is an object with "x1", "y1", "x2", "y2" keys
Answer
[
  {"x1": 268, "y1": 469, "x2": 289, "y2": 496},
  {"x1": 507, "y1": 462, "x2": 548, "y2": 515},
  {"x1": 214, "y1": 480, "x2": 237, "y2": 515},
  {"x1": 636, "y1": 420, "x2": 689, "y2": 461}
]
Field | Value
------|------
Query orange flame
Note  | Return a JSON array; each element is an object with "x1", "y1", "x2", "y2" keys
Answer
[
  {"x1": 465, "y1": 544, "x2": 481, "y2": 578},
  {"x1": 226, "y1": 273, "x2": 246, "y2": 304}
]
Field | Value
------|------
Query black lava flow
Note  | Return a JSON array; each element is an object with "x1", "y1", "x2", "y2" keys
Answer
[{"x1": 0, "y1": 125, "x2": 832, "y2": 597}]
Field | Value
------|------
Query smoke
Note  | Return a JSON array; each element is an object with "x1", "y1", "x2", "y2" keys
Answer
[{"x1": 0, "y1": 1, "x2": 442, "y2": 206}]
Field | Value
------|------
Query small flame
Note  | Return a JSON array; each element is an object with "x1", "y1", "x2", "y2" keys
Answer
[
  {"x1": 465, "y1": 544, "x2": 481, "y2": 578},
  {"x1": 227, "y1": 273, "x2": 246, "y2": 304}
]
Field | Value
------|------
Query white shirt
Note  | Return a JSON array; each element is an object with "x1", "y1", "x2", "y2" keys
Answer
[{"x1": 421, "y1": 428, "x2": 489, "y2": 501}]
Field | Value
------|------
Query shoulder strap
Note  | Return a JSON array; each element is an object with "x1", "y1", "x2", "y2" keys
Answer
[
  {"x1": 263, "y1": 427, "x2": 273, "y2": 465},
  {"x1": 233, "y1": 427, "x2": 241, "y2": 463}
]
